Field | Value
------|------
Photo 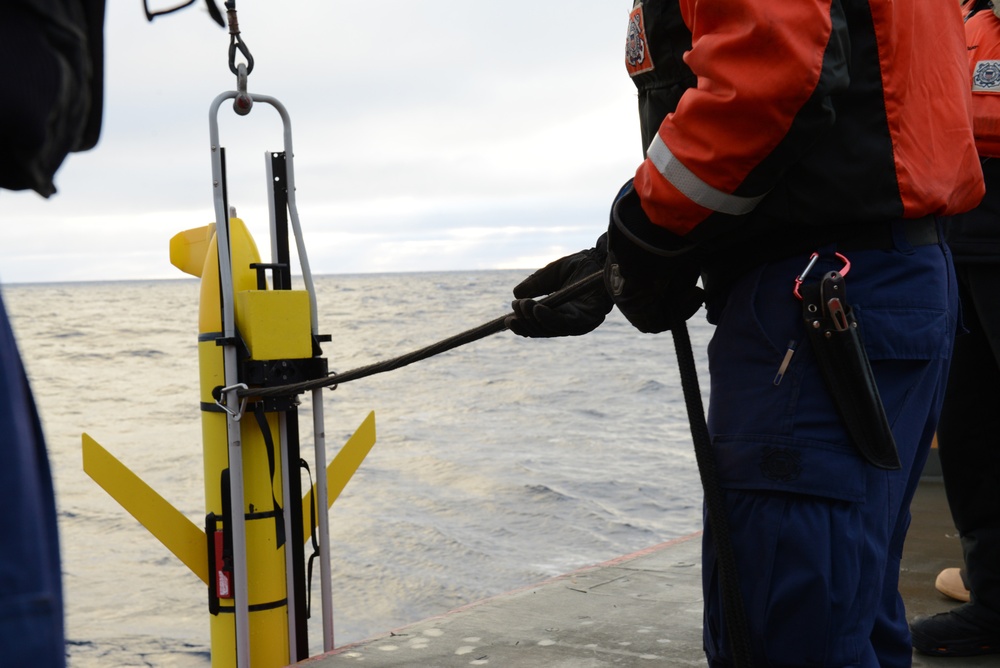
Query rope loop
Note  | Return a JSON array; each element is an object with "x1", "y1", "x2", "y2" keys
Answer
[{"x1": 226, "y1": 1, "x2": 255, "y2": 75}]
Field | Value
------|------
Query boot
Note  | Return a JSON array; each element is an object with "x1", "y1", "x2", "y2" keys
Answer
[{"x1": 911, "y1": 602, "x2": 1000, "y2": 657}]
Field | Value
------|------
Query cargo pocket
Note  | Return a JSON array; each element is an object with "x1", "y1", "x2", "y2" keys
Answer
[
  {"x1": 713, "y1": 433, "x2": 867, "y2": 502},
  {"x1": 705, "y1": 435, "x2": 868, "y2": 666}
]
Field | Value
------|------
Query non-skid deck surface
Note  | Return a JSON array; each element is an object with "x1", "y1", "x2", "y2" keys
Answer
[{"x1": 296, "y1": 476, "x2": 995, "y2": 667}]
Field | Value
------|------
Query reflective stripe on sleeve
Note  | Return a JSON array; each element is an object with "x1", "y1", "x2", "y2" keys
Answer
[{"x1": 647, "y1": 134, "x2": 767, "y2": 215}]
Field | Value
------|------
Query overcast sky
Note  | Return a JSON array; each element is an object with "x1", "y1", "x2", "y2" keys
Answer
[{"x1": 0, "y1": 1, "x2": 643, "y2": 284}]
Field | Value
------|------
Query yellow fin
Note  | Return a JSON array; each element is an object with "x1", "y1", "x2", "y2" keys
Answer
[{"x1": 82, "y1": 434, "x2": 208, "y2": 584}]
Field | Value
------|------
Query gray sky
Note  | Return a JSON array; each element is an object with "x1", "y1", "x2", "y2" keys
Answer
[{"x1": 1, "y1": 1, "x2": 643, "y2": 284}]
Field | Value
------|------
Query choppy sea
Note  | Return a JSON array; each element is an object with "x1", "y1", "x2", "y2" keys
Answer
[{"x1": 3, "y1": 271, "x2": 713, "y2": 666}]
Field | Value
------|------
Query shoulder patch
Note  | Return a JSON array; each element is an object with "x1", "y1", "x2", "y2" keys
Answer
[
  {"x1": 973, "y1": 59, "x2": 1000, "y2": 92},
  {"x1": 626, "y1": 4, "x2": 655, "y2": 77}
]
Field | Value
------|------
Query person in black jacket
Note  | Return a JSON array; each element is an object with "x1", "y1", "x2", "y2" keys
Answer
[
  {"x1": 909, "y1": 158, "x2": 1000, "y2": 658},
  {"x1": 0, "y1": 2, "x2": 104, "y2": 665},
  {"x1": 908, "y1": 4, "x2": 1000, "y2": 657}
]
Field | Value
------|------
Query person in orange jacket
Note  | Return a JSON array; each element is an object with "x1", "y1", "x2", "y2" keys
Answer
[
  {"x1": 506, "y1": 0, "x2": 984, "y2": 665},
  {"x1": 910, "y1": 0, "x2": 1000, "y2": 657}
]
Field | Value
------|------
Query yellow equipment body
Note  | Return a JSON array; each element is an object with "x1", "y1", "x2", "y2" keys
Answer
[
  {"x1": 195, "y1": 217, "x2": 301, "y2": 666},
  {"x1": 83, "y1": 88, "x2": 378, "y2": 666},
  {"x1": 83, "y1": 216, "x2": 378, "y2": 668}
]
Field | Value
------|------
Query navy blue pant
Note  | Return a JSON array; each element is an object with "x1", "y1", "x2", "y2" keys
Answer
[
  {"x1": 0, "y1": 291, "x2": 64, "y2": 666},
  {"x1": 701, "y1": 230, "x2": 956, "y2": 667}
]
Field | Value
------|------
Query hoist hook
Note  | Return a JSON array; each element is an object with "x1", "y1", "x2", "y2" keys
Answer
[{"x1": 224, "y1": 1, "x2": 254, "y2": 115}]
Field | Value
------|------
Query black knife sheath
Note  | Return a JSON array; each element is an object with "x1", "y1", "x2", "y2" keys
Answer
[{"x1": 800, "y1": 271, "x2": 901, "y2": 470}]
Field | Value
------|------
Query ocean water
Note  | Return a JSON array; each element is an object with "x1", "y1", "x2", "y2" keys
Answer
[{"x1": 3, "y1": 271, "x2": 712, "y2": 666}]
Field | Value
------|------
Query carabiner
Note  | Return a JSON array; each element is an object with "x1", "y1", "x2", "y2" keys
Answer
[
  {"x1": 793, "y1": 251, "x2": 851, "y2": 300},
  {"x1": 216, "y1": 383, "x2": 249, "y2": 421}
]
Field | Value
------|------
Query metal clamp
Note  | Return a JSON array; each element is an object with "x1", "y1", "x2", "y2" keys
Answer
[
  {"x1": 822, "y1": 273, "x2": 851, "y2": 332},
  {"x1": 233, "y1": 63, "x2": 253, "y2": 116}
]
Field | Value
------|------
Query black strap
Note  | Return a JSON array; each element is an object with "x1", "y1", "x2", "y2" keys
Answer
[
  {"x1": 253, "y1": 404, "x2": 286, "y2": 549},
  {"x1": 215, "y1": 597, "x2": 289, "y2": 614},
  {"x1": 301, "y1": 458, "x2": 320, "y2": 618}
]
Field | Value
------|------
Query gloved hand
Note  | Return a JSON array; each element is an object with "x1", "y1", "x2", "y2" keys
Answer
[
  {"x1": 506, "y1": 235, "x2": 613, "y2": 337},
  {"x1": 604, "y1": 181, "x2": 704, "y2": 333}
]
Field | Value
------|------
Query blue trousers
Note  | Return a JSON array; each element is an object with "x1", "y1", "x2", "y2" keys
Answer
[
  {"x1": 0, "y1": 291, "x2": 64, "y2": 667},
  {"x1": 701, "y1": 230, "x2": 956, "y2": 667}
]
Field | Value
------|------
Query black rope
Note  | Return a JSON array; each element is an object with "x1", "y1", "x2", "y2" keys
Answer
[
  {"x1": 238, "y1": 270, "x2": 605, "y2": 400},
  {"x1": 672, "y1": 323, "x2": 754, "y2": 667}
]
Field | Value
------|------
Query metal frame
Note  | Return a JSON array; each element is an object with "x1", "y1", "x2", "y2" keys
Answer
[{"x1": 208, "y1": 87, "x2": 335, "y2": 666}]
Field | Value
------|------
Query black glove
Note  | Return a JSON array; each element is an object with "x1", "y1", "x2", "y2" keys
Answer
[
  {"x1": 506, "y1": 236, "x2": 614, "y2": 337},
  {"x1": 604, "y1": 182, "x2": 704, "y2": 333}
]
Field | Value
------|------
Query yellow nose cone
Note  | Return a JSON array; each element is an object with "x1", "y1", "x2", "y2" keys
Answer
[{"x1": 169, "y1": 224, "x2": 216, "y2": 278}]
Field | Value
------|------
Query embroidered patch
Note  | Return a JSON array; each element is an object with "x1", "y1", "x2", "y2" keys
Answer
[
  {"x1": 973, "y1": 59, "x2": 1000, "y2": 92},
  {"x1": 759, "y1": 447, "x2": 802, "y2": 482},
  {"x1": 626, "y1": 4, "x2": 655, "y2": 77}
]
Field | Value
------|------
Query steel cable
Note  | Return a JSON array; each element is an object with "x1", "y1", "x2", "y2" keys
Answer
[{"x1": 239, "y1": 271, "x2": 605, "y2": 400}]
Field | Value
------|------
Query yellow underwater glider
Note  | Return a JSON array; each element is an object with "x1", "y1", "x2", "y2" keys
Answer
[{"x1": 82, "y1": 85, "x2": 374, "y2": 668}]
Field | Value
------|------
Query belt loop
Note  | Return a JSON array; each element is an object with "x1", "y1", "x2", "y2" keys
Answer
[
  {"x1": 814, "y1": 242, "x2": 839, "y2": 266},
  {"x1": 818, "y1": 242, "x2": 837, "y2": 256},
  {"x1": 891, "y1": 219, "x2": 916, "y2": 255}
]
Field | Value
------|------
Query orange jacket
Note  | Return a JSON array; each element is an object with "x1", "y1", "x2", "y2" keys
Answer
[
  {"x1": 966, "y1": 7, "x2": 1000, "y2": 157},
  {"x1": 628, "y1": 0, "x2": 985, "y2": 246}
]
